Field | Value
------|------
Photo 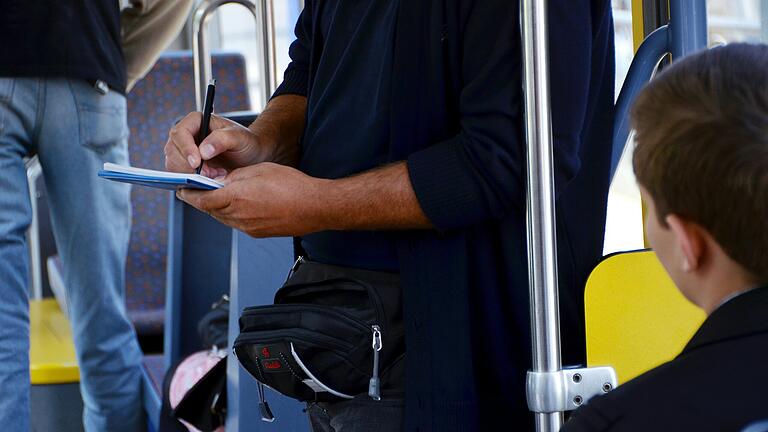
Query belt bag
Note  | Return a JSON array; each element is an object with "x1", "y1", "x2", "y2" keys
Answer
[{"x1": 233, "y1": 260, "x2": 404, "y2": 411}]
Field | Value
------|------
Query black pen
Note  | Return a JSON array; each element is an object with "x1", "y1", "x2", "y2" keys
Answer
[{"x1": 196, "y1": 78, "x2": 216, "y2": 175}]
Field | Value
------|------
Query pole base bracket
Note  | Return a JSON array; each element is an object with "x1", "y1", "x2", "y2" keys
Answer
[{"x1": 526, "y1": 366, "x2": 618, "y2": 413}]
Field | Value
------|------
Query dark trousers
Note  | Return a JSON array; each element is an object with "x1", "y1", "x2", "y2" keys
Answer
[{"x1": 308, "y1": 395, "x2": 404, "y2": 432}]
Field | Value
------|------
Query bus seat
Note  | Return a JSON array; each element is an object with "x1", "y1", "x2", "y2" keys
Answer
[
  {"x1": 29, "y1": 298, "x2": 83, "y2": 431},
  {"x1": 226, "y1": 234, "x2": 307, "y2": 429},
  {"x1": 130, "y1": 52, "x2": 250, "y2": 429},
  {"x1": 584, "y1": 250, "x2": 705, "y2": 384},
  {"x1": 743, "y1": 419, "x2": 768, "y2": 432},
  {"x1": 141, "y1": 353, "x2": 165, "y2": 427},
  {"x1": 141, "y1": 196, "x2": 234, "y2": 431},
  {"x1": 46, "y1": 51, "x2": 251, "y2": 338},
  {"x1": 122, "y1": 50, "x2": 251, "y2": 337}
]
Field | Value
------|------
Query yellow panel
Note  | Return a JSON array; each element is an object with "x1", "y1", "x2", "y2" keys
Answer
[
  {"x1": 29, "y1": 299, "x2": 80, "y2": 385},
  {"x1": 631, "y1": 0, "x2": 645, "y2": 51},
  {"x1": 630, "y1": 0, "x2": 650, "y2": 243},
  {"x1": 585, "y1": 251, "x2": 705, "y2": 384},
  {"x1": 642, "y1": 202, "x2": 649, "y2": 248}
]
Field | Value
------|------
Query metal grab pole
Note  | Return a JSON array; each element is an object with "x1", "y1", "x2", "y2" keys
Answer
[
  {"x1": 520, "y1": 2, "x2": 705, "y2": 429},
  {"x1": 192, "y1": 0, "x2": 278, "y2": 111},
  {"x1": 521, "y1": 0, "x2": 563, "y2": 430}
]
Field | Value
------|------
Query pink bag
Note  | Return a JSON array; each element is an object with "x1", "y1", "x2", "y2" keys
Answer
[{"x1": 167, "y1": 350, "x2": 227, "y2": 432}]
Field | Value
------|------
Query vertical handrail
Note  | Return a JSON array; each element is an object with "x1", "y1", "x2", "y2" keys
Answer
[
  {"x1": 669, "y1": 0, "x2": 708, "y2": 60},
  {"x1": 610, "y1": 25, "x2": 670, "y2": 178},
  {"x1": 261, "y1": 0, "x2": 278, "y2": 98},
  {"x1": 762, "y1": 0, "x2": 768, "y2": 43},
  {"x1": 523, "y1": 0, "x2": 709, "y2": 428},
  {"x1": 611, "y1": 0, "x2": 708, "y2": 179},
  {"x1": 192, "y1": 0, "x2": 278, "y2": 111},
  {"x1": 521, "y1": 0, "x2": 563, "y2": 430}
]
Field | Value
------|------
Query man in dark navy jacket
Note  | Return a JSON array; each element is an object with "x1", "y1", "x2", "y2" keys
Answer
[
  {"x1": 562, "y1": 44, "x2": 768, "y2": 432},
  {"x1": 166, "y1": 0, "x2": 615, "y2": 430}
]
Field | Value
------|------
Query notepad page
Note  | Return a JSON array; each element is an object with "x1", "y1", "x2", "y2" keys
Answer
[{"x1": 102, "y1": 163, "x2": 224, "y2": 188}]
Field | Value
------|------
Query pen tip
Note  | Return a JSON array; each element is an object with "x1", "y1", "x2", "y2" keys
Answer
[{"x1": 209, "y1": 78, "x2": 216, "y2": 86}]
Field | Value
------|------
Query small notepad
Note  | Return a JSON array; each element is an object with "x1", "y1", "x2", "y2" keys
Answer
[{"x1": 98, "y1": 163, "x2": 223, "y2": 190}]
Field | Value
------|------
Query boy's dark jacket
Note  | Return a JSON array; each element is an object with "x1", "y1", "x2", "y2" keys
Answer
[{"x1": 274, "y1": 0, "x2": 615, "y2": 429}]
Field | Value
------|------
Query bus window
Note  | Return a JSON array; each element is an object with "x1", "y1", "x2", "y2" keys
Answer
[
  {"x1": 603, "y1": 0, "x2": 768, "y2": 256},
  {"x1": 210, "y1": 1, "x2": 302, "y2": 109}
]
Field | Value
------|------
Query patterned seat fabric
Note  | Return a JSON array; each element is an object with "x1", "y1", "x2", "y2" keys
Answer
[{"x1": 126, "y1": 51, "x2": 251, "y2": 336}]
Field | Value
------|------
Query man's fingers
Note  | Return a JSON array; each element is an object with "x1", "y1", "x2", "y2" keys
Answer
[
  {"x1": 208, "y1": 113, "x2": 237, "y2": 130},
  {"x1": 199, "y1": 164, "x2": 229, "y2": 179},
  {"x1": 177, "y1": 187, "x2": 234, "y2": 213},
  {"x1": 167, "y1": 112, "x2": 248, "y2": 172},
  {"x1": 198, "y1": 123, "x2": 251, "y2": 161},
  {"x1": 164, "y1": 143, "x2": 196, "y2": 173},
  {"x1": 168, "y1": 112, "x2": 204, "y2": 170},
  {"x1": 199, "y1": 164, "x2": 215, "y2": 178},
  {"x1": 202, "y1": 166, "x2": 229, "y2": 179}
]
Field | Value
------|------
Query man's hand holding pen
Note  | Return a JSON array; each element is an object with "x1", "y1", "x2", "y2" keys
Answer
[
  {"x1": 164, "y1": 112, "x2": 275, "y2": 177},
  {"x1": 164, "y1": 93, "x2": 320, "y2": 237}
]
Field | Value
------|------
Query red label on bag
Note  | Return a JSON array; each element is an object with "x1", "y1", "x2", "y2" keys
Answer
[
  {"x1": 262, "y1": 359, "x2": 283, "y2": 370},
  {"x1": 261, "y1": 347, "x2": 271, "y2": 358}
]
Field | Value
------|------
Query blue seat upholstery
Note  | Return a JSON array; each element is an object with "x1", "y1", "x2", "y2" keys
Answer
[
  {"x1": 125, "y1": 51, "x2": 251, "y2": 336},
  {"x1": 744, "y1": 420, "x2": 768, "y2": 432},
  {"x1": 132, "y1": 52, "x2": 252, "y2": 430},
  {"x1": 142, "y1": 355, "x2": 164, "y2": 432}
]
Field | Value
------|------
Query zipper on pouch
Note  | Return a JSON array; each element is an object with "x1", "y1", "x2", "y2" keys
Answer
[{"x1": 368, "y1": 325, "x2": 383, "y2": 401}]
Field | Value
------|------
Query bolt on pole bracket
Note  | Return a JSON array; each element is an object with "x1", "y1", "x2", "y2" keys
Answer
[{"x1": 527, "y1": 366, "x2": 618, "y2": 414}]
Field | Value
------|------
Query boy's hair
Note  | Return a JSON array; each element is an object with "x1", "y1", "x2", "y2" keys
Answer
[{"x1": 632, "y1": 43, "x2": 768, "y2": 282}]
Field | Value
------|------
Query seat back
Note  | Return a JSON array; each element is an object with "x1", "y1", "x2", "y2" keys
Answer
[
  {"x1": 584, "y1": 250, "x2": 705, "y2": 383},
  {"x1": 125, "y1": 51, "x2": 251, "y2": 336},
  {"x1": 743, "y1": 419, "x2": 768, "y2": 432}
]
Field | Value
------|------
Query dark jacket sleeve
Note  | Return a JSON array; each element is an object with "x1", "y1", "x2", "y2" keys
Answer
[
  {"x1": 406, "y1": 0, "x2": 591, "y2": 231},
  {"x1": 271, "y1": 0, "x2": 313, "y2": 98},
  {"x1": 560, "y1": 403, "x2": 613, "y2": 432},
  {"x1": 560, "y1": 390, "x2": 623, "y2": 432}
]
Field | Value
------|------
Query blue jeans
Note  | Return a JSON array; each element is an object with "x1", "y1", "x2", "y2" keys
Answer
[{"x1": 0, "y1": 78, "x2": 144, "y2": 431}]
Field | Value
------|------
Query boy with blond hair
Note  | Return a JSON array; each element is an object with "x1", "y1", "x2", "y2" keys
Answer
[{"x1": 562, "y1": 43, "x2": 768, "y2": 431}]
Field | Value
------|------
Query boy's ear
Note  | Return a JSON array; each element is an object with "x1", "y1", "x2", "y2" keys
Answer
[{"x1": 665, "y1": 214, "x2": 704, "y2": 272}]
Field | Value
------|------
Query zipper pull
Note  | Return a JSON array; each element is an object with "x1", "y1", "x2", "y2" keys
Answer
[
  {"x1": 285, "y1": 256, "x2": 304, "y2": 282},
  {"x1": 211, "y1": 294, "x2": 229, "y2": 310},
  {"x1": 257, "y1": 382, "x2": 275, "y2": 422},
  {"x1": 368, "y1": 325, "x2": 383, "y2": 401}
]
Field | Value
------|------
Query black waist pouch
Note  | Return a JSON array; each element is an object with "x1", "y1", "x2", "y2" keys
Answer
[{"x1": 233, "y1": 258, "x2": 404, "y2": 414}]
